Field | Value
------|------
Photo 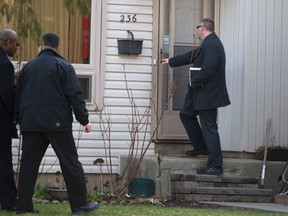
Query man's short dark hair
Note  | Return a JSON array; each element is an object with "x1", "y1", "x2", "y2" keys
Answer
[
  {"x1": 201, "y1": 18, "x2": 214, "y2": 32},
  {"x1": 41, "y1": 32, "x2": 59, "y2": 48}
]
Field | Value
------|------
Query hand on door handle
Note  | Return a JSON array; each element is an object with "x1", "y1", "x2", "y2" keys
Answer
[
  {"x1": 161, "y1": 58, "x2": 169, "y2": 64},
  {"x1": 160, "y1": 48, "x2": 169, "y2": 64}
]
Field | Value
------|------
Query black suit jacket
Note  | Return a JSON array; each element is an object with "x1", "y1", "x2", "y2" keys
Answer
[
  {"x1": 0, "y1": 47, "x2": 18, "y2": 138},
  {"x1": 16, "y1": 48, "x2": 89, "y2": 132},
  {"x1": 169, "y1": 32, "x2": 230, "y2": 110}
]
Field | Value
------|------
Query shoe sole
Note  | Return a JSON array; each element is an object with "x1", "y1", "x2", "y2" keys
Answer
[{"x1": 72, "y1": 204, "x2": 100, "y2": 215}]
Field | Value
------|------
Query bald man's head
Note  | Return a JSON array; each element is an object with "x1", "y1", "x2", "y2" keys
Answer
[{"x1": 0, "y1": 29, "x2": 20, "y2": 57}]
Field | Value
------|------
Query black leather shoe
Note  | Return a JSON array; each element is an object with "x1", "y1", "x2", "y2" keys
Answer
[
  {"x1": 72, "y1": 202, "x2": 100, "y2": 215},
  {"x1": 196, "y1": 167, "x2": 223, "y2": 175},
  {"x1": 16, "y1": 209, "x2": 39, "y2": 214},
  {"x1": 186, "y1": 149, "x2": 208, "y2": 156}
]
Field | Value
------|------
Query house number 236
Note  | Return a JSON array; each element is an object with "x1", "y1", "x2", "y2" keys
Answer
[{"x1": 120, "y1": 14, "x2": 137, "y2": 22}]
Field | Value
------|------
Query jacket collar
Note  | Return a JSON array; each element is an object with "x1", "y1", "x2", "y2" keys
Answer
[
  {"x1": 37, "y1": 48, "x2": 66, "y2": 61},
  {"x1": 0, "y1": 47, "x2": 10, "y2": 61},
  {"x1": 200, "y1": 32, "x2": 217, "y2": 47}
]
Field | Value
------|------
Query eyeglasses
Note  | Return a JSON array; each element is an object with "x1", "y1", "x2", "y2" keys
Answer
[{"x1": 197, "y1": 24, "x2": 205, "y2": 29}]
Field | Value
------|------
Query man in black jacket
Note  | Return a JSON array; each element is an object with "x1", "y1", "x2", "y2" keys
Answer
[
  {"x1": 15, "y1": 32, "x2": 99, "y2": 214},
  {"x1": 0, "y1": 29, "x2": 19, "y2": 211},
  {"x1": 162, "y1": 18, "x2": 230, "y2": 175}
]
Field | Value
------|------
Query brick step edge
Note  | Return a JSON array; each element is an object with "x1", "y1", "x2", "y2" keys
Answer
[
  {"x1": 172, "y1": 181, "x2": 259, "y2": 189},
  {"x1": 170, "y1": 173, "x2": 259, "y2": 184},
  {"x1": 172, "y1": 193, "x2": 272, "y2": 203},
  {"x1": 172, "y1": 187, "x2": 274, "y2": 196}
]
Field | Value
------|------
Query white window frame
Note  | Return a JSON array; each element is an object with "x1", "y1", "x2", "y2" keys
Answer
[
  {"x1": 72, "y1": 0, "x2": 105, "y2": 109},
  {"x1": 13, "y1": 1, "x2": 105, "y2": 109}
]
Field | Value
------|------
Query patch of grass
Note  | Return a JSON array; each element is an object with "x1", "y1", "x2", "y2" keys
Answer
[
  {"x1": 0, "y1": 203, "x2": 286, "y2": 216},
  {"x1": 33, "y1": 184, "x2": 51, "y2": 200},
  {"x1": 87, "y1": 190, "x2": 123, "y2": 202},
  {"x1": 87, "y1": 190, "x2": 107, "y2": 202}
]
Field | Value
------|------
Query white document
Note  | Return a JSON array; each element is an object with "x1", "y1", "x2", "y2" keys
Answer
[{"x1": 189, "y1": 67, "x2": 201, "y2": 86}]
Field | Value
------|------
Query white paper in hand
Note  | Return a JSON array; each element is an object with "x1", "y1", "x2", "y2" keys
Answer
[{"x1": 189, "y1": 67, "x2": 201, "y2": 86}]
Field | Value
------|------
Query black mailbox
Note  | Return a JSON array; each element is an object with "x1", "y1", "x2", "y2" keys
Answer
[{"x1": 117, "y1": 30, "x2": 143, "y2": 55}]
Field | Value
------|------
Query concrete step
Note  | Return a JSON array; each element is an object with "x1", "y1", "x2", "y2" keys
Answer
[
  {"x1": 172, "y1": 193, "x2": 273, "y2": 202},
  {"x1": 170, "y1": 173, "x2": 273, "y2": 203},
  {"x1": 171, "y1": 173, "x2": 259, "y2": 184},
  {"x1": 173, "y1": 186, "x2": 273, "y2": 196},
  {"x1": 171, "y1": 173, "x2": 260, "y2": 189},
  {"x1": 120, "y1": 155, "x2": 286, "y2": 198}
]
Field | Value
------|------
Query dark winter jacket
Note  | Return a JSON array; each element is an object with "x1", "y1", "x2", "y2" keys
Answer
[
  {"x1": 169, "y1": 32, "x2": 230, "y2": 110},
  {"x1": 0, "y1": 47, "x2": 18, "y2": 138},
  {"x1": 15, "y1": 48, "x2": 89, "y2": 132}
]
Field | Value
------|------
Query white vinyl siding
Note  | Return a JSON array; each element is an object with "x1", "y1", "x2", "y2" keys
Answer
[
  {"x1": 82, "y1": 0, "x2": 155, "y2": 173},
  {"x1": 13, "y1": 0, "x2": 288, "y2": 176},
  {"x1": 12, "y1": 0, "x2": 155, "y2": 175},
  {"x1": 219, "y1": 0, "x2": 288, "y2": 152}
]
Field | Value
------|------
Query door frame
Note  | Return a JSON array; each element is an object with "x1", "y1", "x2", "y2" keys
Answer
[{"x1": 151, "y1": 0, "x2": 220, "y2": 142}]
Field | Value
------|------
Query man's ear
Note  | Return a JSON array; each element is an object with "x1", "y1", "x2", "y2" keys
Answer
[
  {"x1": 38, "y1": 46, "x2": 44, "y2": 53},
  {"x1": 5, "y1": 39, "x2": 11, "y2": 47}
]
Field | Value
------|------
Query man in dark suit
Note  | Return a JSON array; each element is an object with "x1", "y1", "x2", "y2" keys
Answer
[
  {"x1": 15, "y1": 32, "x2": 99, "y2": 214},
  {"x1": 162, "y1": 18, "x2": 230, "y2": 175},
  {"x1": 0, "y1": 29, "x2": 19, "y2": 211}
]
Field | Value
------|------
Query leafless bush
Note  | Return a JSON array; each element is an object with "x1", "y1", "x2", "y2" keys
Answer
[{"x1": 96, "y1": 64, "x2": 174, "y2": 196}]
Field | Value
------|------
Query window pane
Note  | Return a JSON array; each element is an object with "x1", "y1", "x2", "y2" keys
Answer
[
  {"x1": 1, "y1": 0, "x2": 91, "y2": 64},
  {"x1": 78, "y1": 76, "x2": 91, "y2": 102},
  {"x1": 172, "y1": 45, "x2": 193, "y2": 110}
]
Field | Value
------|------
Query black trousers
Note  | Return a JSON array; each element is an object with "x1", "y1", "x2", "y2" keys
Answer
[
  {"x1": 0, "y1": 136, "x2": 17, "y2": 209},
  {"x1": 17, "y1": 132, "x2": 88, "y2": 211},
  {"x1": 179, "y1": 87, "x2": 223, "y2": 168}
]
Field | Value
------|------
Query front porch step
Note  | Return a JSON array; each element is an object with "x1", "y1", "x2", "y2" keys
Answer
[
  {"x1": 171, "y1": 173, "x2": 274, "y2": 203},
  {"x1": 171, "y1": 173, "x2": 259, "y2": 184}
]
